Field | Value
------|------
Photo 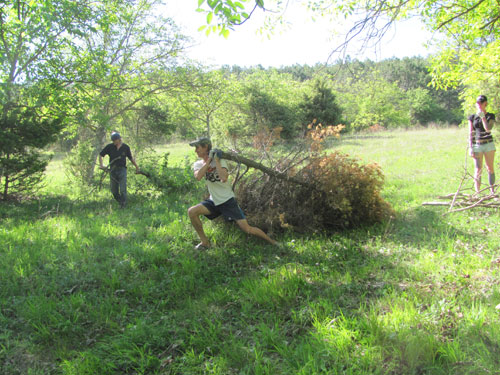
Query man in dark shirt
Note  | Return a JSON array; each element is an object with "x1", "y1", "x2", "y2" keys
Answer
[{"x1": 99, "y1": 132, "x2": 140, "y2": 207}]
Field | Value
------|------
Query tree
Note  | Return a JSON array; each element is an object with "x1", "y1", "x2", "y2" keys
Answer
[
  {"x1": 66, "y1": 0, "x2": 187, "y2": 183},
  {"x1": 121, "y1": 102, "x2": 176, "y2": 150},
  {"x1": 406, "y1": 87, "x2": 441, "y2": 125},
  {"x1": 196, "y1": 0, "x2": 265, "y2": 37},
  {"x1": 241, "y1": 70, "x2": 302, "y2": 138},
  {"x1": 0, "y1": 0, "x2": 101, "y2": 197},
  {"x1": 245, "y1": 86, "x2": 295, "y2": 135},
  {"x1": 0, "y1": 0, "x2": 99, "y2": 103},
  {"x1": 175, "y1": 69, "x2": 233, "y2": 138},
  {"x1": 0, "y1": 104, "x2": 63, "y2": 199},
  {"x1": 299, "y1": 78, "x2": 342, "y2": 133},
  {"x1": 198, "y1": 0, "x2": 500, "y2": 105},
  {"x1": 334, "y1": 70, "x2": 410, "y2": 131},
  {"x1": 378, "y1": 57, "x2": 463, "y2": 124}
]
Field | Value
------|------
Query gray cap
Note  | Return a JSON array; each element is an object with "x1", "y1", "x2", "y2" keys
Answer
[
  {"x1": 189, "y1": 137, "x2": 211, "y2": 148},
  {"x1": 111, "y1": 132, "x2": 121, "y2": 141}
]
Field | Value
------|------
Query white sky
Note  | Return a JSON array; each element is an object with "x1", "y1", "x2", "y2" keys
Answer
[{"x1": 164, "y1": 2, "x2": 435, "y2": 68}]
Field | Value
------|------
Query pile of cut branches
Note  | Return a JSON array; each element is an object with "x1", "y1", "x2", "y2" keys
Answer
[
  {"x1": 221, "y1": 125, "x2": 394, "y2": 232},
  {"x1": 422, "y1": 184, "x2": 499, "y2": 214},
  {"x1": 422, "y1": 150, "x2": 499, "y2": 214}
]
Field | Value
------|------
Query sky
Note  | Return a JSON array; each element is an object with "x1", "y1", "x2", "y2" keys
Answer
[{"x1": 164, "y1": 2, "x2": 435, "y2": 68}]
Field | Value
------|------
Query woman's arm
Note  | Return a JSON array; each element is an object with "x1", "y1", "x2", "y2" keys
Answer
[
  {"x1": 194, "y1": 161, "x2": 211, "y2": 181},
  {"x1": 483, "y1": 115, "x2": 494, "y2": 132},
  {"x1": 214, "y1": 157, "x2": 228, "y2": 183},
  {"x1": 469, "y1": 119, "x2": 475, "y2": 156}
]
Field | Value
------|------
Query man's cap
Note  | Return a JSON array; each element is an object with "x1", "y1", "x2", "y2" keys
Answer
[
  {"x1": 111, "y1": 131, "x2": 121, "y2": 141},
  {"x1": 477, "y1": 95, "x2": 488, "y2": 103},
  {"x1": 189, "y1": 137, "x2": 211, "y2": 147}
]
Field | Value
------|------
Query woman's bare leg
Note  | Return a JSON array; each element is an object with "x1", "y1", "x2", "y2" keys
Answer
[
  {"x1": 188, "y1": 204, "x2": 212, "y2": 247},
  {"x1": 473, "y1": 152, "x2": 484, "y2": 193},
  {"x1": 483, "y1": 150, "x2": 496, "y2": 193},
  {"x1": 236, "y1": 219, "x2": 277, "y2": 245}
]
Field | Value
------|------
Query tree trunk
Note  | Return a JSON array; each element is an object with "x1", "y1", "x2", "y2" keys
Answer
[
  {"x1": 86, "y1": 126, "x2": 107, "y2": 183},
  {"x1": 2, "y1": 154, "x2": 9, "y2": 200},
  {"x1": 2, "y1": 175, "x2": 9, "y2": 201},
  {"x1": 206, "y1": 114, "x2": 210, "y2": 138}
]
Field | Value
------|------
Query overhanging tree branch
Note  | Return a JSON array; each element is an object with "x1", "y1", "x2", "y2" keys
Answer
[{"x1": 437, "y1": 0, "x2": 486, "y2": 30}]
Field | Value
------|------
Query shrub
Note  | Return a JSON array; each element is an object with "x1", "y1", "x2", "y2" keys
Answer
[
  {"x1": 0, "y1": 106, "x2": 63, "y2": 200},
  {"x1": 236, "y1": 151, "x2": 393, "y2": 232},
  {"x1": 130, "y1": 152, "x2": 200, "y2": 195}
]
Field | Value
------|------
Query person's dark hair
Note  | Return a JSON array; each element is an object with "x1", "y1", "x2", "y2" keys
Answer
[
  {"x1": 111, "y1": 131, "x2": 121, "y2": 141},
  {"x1": 477, "y1": 95, "x2": 488, "y2": 103}
]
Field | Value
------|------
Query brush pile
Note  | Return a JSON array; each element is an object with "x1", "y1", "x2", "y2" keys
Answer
[
  {"x1": 224, "y1": 125, "x2": 394, "y2": 232},
  {"x1": 422, "y1": 151, "x2": 500, "y2": 214},
  {"x1": 422, "y1": 182, "x2": 500, "y2": 214}
]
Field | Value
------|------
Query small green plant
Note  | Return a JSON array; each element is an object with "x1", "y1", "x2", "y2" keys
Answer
[{"x1": 133, "y1": 152, "x2": 200, "y2": 194}]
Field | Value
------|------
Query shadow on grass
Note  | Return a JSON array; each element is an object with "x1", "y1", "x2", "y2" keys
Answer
[
  {"x1": 388, "y1": 206, "x2": 474, "y2": 248},
  {"x1": 1, "y1": 193, "x2": 496, "y2": 374}
]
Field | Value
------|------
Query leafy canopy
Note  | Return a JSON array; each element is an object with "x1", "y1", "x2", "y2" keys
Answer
[{"x1": 197, "y1": 0, "x2": 500, "y2": 104}]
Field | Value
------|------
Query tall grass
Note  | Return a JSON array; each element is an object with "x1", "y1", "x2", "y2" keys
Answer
[{"x1": 1, "y1": 127, "x2": 499, "y2": 374}]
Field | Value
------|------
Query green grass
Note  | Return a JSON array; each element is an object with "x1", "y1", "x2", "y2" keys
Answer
[{"x1": 1, "y1": 127, "x2": 500, "y2": 374}]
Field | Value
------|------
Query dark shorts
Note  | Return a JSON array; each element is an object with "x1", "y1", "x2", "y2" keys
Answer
[{"x1": 201, "y1": 197, "x2": 246, "y2": 221}]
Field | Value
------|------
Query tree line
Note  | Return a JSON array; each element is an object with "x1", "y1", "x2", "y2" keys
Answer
[{"x1": 0, "y1": 0, "x2": 465, "y2": 200}]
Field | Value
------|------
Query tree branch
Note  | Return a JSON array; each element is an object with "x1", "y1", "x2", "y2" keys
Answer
[
  {"x1": 220, "y1": 151, "x2": 310, "y2": 188},
  {"x1": 437, "y1": 0, "x2": 486, "y2": 30}
]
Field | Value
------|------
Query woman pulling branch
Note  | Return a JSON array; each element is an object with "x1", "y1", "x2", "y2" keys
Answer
[{"x1": 187, "y1": 137, "x2": 280, "y2": 250}]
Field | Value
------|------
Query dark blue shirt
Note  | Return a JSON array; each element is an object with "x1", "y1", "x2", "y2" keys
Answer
[{"x1": 100, "y1": 143, "x2": 133, "y2": 168}]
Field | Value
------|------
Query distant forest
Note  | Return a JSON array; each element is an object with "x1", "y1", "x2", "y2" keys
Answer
[{"x1": 209, "y1": 56, "x2": 463, "y2": 138}]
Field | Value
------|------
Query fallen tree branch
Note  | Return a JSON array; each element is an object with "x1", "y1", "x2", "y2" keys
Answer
[
  {"x1": 220, "y1": 151, "x2": 311, "y2": 188},
  {"x1": 422, "y1": 202, "x2": 456, "y2": 207},
  {"x1": 423, "y1": 190, "x2": 499, "y2": 213},
  {"x1": 449, "y1": 173, "x2": 466, "y2": 212},
  {"x1": 422, "y1": 144, "x2": 500, "y2": 213}
]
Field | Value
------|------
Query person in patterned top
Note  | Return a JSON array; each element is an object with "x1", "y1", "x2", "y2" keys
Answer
[
  {"x1": 187, "y1": 137, "x2": 278, "y2": 250},
  {"x1": 468, "y1": 95, "x2": 496, "y2": 194}
]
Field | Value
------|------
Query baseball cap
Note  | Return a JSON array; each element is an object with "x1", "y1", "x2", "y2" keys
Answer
[
  {"x1": 189, "y1": 137, "x2": 211, "y2": 148},
  {"x1": 477, "y1": 95, "x2": 488, "y2": 103},
  {"x1": 111, "y1": 132, "x2": 121, "y2": 141}
]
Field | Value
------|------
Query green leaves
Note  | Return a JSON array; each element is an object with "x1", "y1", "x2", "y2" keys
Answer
[
  {"x1": 196, "y1": 0, "x2": 258, "y2": 36},
  {"x1": 0, "y1": 105, "x2": 64, "y2": 199}
]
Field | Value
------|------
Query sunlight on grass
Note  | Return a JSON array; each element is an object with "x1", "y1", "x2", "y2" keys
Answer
[
  {"x1": 328, "y1": 127, "x2": 468, "y2": 210},
  {"x1": 1, "y1": 128, "x2": 500, "y2": 374}
]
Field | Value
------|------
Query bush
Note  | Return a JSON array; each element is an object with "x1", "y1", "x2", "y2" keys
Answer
[
  {"x1": 130, "y1": 152, "x2": 200, "y2": 196},
  {"x1": 236, "y1": 151, "x2": 393, "y2": 232},
  {"x1": 0, "y1": 106, "x2": 63, "y2": 200},
  {"x1": 63, "y1": 139, "x2": 95, "y2": 195}
]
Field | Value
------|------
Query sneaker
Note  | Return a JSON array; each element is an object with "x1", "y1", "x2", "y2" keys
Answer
[{"x1": 194, "y1": 243, "x2": 210, "y2": 251}]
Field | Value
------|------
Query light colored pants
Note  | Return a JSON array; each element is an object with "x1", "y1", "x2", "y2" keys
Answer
[{"x1": 472, "y1": 141, "x2": 496, "y2": 154}]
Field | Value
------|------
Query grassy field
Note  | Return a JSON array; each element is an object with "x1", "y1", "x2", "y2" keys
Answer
[{"x1": 1, "y1": 127, "x2": 499, "y2": 374}]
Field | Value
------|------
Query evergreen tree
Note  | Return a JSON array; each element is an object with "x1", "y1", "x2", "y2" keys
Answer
[
  {"x1": 300, "y1": 79, "x2": 342, "y2": 133},
  {"x1": 0, "y1": 105, "x2": 63, "y2": 199}
]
